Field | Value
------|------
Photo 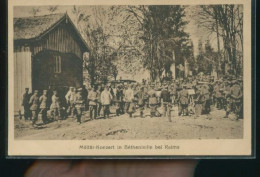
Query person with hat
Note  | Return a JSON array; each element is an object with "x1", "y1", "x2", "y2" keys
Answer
[
  {"x1": 74, "y1": 88, "x2": 85, "y2": 124},
  {"x1": 200, "y1": 84, "x2": 211, "y2": 114},
  {"x1": 29, "y1": 90, "x2": 40, "y2": 125},
  {"x1": 65, "y1": 87, "x2": 76, "y2": 117},
  {"x1": 39, "y1": 90, "x2": 48, "y2": 124},
  {"x1": 178, "y1": 85, "x2": 189, "y2": 116},
  {"x1": 88, "y1": 87, "x2": 98, "y2": 120},
  {"x1": 214, "y1": 81, "x2": 224, "y2": 109},
  {"x1": 228, "y1": 79, "x2": 243, "y2": 119},
  {"x1": 136, "y1": 86, "x2": 146, "y2": 118},
  {"x1": 148, "y1": 84, "x2": 159, "y2": 118},
  {"x1": 161, "y1": 85, "x2": 172, "y2": 122},
  {"x1": 223, "y1": 79, "x2": 232, "y2": 118},
  {"x1": 118, "y1": 84, "x2": 125, "y2": 115},
  {"x1": 22, "y1": 87, "x2": 31, "y2": 121},
  {"x1": 124, "y1": 84, "x2": 135, "y2": 118},
  {"x1": 101, "y1": 86, "x2": 113, "y2": 119},
  {"x1": 50, "y1": 90, "x2": 61, "y2": 121}
]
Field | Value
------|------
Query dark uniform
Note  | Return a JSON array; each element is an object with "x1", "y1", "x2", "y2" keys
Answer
[
  {"x1": 148, "y1": 85, "x2": 159, "y2": 117},
  {"x1": 22, "y1": 88, "x2": 31, "y2": 121},
  {"x1": 136, "y1": 87, "x2": 146, "y2": 118},
  {"x1": 200, "y1": 85, "x2": 210, "y2": 114},
  {"x1": 115, "y1": 86, "x2": 124, "y2": 116},
  {"x1": 29, "y1": 90, "x2": 40, "y2": 125},
  {"x1": 230, "y1": 81, "x2": 243, "y2": 119},
  {"x1": 178, "y1": 87, "x2": 189, "y2": 116},
  {"x1": 74, "y1": 88, "x2": 84, "y2": 124},
  {"x1": 161, "y1": 86, "x2": 172, "y2": 122}
]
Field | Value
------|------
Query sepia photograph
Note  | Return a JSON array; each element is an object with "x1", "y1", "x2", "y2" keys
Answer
[{"x1": 8, "y1": 0, "x2": 253, "y2": 157}]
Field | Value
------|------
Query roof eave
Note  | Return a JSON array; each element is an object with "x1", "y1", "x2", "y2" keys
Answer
[{"x1": 14, "y1": 14, "x2": 90, "y2": 52}]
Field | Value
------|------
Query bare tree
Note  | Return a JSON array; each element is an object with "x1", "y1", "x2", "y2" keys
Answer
[{"x1": 193, "y1": 5, "x2": 243, "y2": 76}]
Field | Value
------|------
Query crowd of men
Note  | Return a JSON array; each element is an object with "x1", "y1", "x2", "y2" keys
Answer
[{"x1": 20, "y1": 75, "x2": 243, "y2": 126}]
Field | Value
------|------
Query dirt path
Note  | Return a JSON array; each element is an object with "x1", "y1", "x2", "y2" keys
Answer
[{"x1": 14, "y1": 107, "x2": 243, "y2": 140}]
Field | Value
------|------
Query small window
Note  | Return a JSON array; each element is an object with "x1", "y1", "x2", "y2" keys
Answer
[{"x1": 54, "y1": 55, "x2": 61, "y2": 73}]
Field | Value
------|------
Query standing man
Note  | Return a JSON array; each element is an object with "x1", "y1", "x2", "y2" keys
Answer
[
  {"x1": 50, "y1": 90, "x2": 61, "y2": 121},
  {"x1": 116, "y1": 85, "x2": 125, "y2": 116},
  {"x1": 178, "y1": 85, "x2": 189, "y2": 116},
  {"x1": 148, "y1": 84, "x2": 158, "y2": 118},
  {"x1": 88, "y1": 87, "x2": 98, "y2": 120},
  {"x1": 101, "y1": 86, "x2": 113, "y2": 119},
  {"x1": 200, "y1": 84, "x2": 210, "y2": 114},
  {"x1": 65, "y1": 87, "x2": 76, "y2": 117},
  {"x1": 22, "y1": 87, "x2": 31, "y2": 121},
  {"x1": 39, "y1": 90, "x2": 48, "y2": 124},
  {"x1": 136, "y1": 86, "x2": 146, "y2": 118},
  {"x1": 74, "y1": 88, "x2": 85, "y2": 124},
  {"x1": 161, "y1": 85, "x2": 172, "y2": 122},
  {"x1": 124, "y1": 84, "x2": 135, "y2": 118},
  {"x1": 230, "y1": 80, "x2": 243, "y2": 119},
  {"x1": 29, "y1": 90, "x2": 40, "y2": 126}
]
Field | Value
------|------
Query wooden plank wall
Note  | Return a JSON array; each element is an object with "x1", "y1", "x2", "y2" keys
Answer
[
  {"x1": 32, "y1": 26, "x2": 83, "y2": 59},
  {"x1": 14, "y1": 51, "x2": 32, "y2": 113}
]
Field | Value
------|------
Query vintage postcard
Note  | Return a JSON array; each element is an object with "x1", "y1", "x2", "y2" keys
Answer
[{"x1": 8, "y1": 0, "x2": 253, "y2": 158}]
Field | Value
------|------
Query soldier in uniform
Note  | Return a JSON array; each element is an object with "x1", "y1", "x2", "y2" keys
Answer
[
  {"x1": 88, "y1": 87, "x2": 98, "y2": 120},
  {"x1": 65, "y1": 87, "x2": 76, "y2": 117},
  {"x1": 101, "y1": 86, "x2": 113, "y2": 119},
  {"x1": 178, "y1": 85, "x2": 189, "y2": 116},
  {"x1": 136, "y1": 86, "x2": 146, "y2": 118},
  {"x1": 39, "y1": 90, "x2": 48, "y2": 124},
  {"x1": 224, "y1": 80, "x2": 232, "y2": 118},
  {"x1": 50, "y1": 90, "x2": 61, "y2": 121},
  {"x1": 230, "y1": 80, "x2": 243, "y2": 119},
  {"x1": 74, "y1": 88, "x2": 85, "y2": 124},
  {"x1": 22, "y1": 88, "x2": 31, "y2": 121},
  {"x1": 115, "y1": 85, "x2": 124, "y2": 116},
  {"x1": 200, "y1": 84, "x2": 210, "y2": 114},
  {"x1": 29, "y1": 90, "x2": 40, "y2": 126},
  {"x1": 169, "y1": 83, "x2": 177, "y2": 105},
  {"x1": 161, "y1": 85, "x2": 172, "y2": 122},
  {"x1": 148, "y1": 84, "x2": 158, "y2": 117},
  {"x1": 124, "y1": 84, "x2": 135, "y2": 118}
]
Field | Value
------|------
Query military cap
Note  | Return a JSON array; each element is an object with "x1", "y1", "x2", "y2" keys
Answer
[
  {"x1": 34, "y1": 90, "x2": 38, "y2": 93},
  {"x1": 77, "y1": 88, "x2": 82, "y2": 92},
  {"x1": 43, "y1": 90, "x2": 48, "y2": 93},
  {"x1": 25, "y1": 88, "x2": 29, "y2": 91}
]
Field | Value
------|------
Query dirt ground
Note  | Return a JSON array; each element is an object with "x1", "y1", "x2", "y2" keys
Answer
[{"x1": 14, "y1": 106, "x2": 243, "y2": 140}]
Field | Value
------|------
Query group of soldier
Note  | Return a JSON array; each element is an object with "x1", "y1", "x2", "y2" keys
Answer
[{"x1": 21, "y1": 75, "x2": 243, "y2": 126}]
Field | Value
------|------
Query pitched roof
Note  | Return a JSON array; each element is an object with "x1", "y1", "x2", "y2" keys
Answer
[
  {"x1": 14, "y1": 13, "x2": 65, "y2": 40},
  {"x1": 14, "y1": 13, "x2": 89, "y2": 51}
]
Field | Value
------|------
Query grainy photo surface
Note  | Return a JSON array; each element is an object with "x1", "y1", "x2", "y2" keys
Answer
[{"x1": 8, "y1": 0, "x2": 252, "y2": 157}]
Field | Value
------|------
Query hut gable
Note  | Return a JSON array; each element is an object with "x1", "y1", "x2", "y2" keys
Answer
[
  {"x1": 14, "y1": 13, "x2": 65, "y2": 40},
  {"x1": 14, "y1": 13, "x2": 89, "y2": 56}
]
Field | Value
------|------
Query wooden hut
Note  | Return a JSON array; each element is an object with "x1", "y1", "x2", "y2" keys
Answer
[{"x1": 13, "y1": 13, "x2": 89, "y2": 112}]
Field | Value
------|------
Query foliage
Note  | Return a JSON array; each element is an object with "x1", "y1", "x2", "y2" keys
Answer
[
  {"x1": 111, "y1": 5, "x2": 192, "y2": 81},
  {"x1": 193, "y1": 5, "x2": 243, "y2": 77},
  {"x1": 196, "y1": 40, "x2": 219, "y2": 75}
]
